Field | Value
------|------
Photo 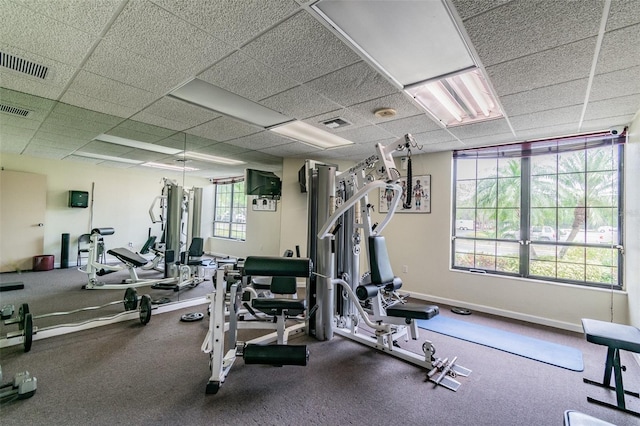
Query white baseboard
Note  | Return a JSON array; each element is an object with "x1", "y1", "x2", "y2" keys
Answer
[{"x1": 408, "y1": 291, "x2": 583, "y2": 333}]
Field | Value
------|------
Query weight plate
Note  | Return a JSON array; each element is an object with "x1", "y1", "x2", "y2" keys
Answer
[
  {"x1": 123, "y1": 287, "x2": 138, "y2": 311},
  {"x1": 23, "y1": 313, "x2": 33, "y2": 353},
  {"x1": 180, "y1": 312, "x2": 204, "y2": 322},
  {"x1": 18, "y1": 303, "x2": 30, "y2": 330},
  {"x1": 139, "y1": 295, "x2": 152, "y2": 325}
]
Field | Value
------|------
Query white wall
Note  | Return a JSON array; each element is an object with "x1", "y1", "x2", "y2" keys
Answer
[{"x1": 0, "y1": 153, "x2": 212, "y2": 266}]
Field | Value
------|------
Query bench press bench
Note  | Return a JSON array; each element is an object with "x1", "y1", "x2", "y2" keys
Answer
[{"x1": 582, "y1": 318, "x2": 640, "y2": 417}]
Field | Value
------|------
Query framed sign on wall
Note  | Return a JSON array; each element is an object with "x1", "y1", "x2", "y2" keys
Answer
[{"x1": 380, "y1": 174, "x2": 431, "y2": 214}]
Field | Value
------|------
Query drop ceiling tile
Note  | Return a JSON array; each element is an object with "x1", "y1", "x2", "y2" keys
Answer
[
  {"x1": 378, "y1": 114, "x2": 441, "y2": 137},
  {"x1": 500, "y1": 79, "x2": 589, "y2": 117},
  {"x1": 52, "y1": 102, "x2": 123, "y2": 127},
  {"x1": 81, "y1": 140, "x2": 135, "y2": 156},
  {"x1": 65, "y1": 155, "x2": 102, "y2": 165},
  {"x1": 313, "y1": 142, "x2": 376, "y2": 160},
  {"x1": 100, "y1": 160, "x2": 138, "y2": 169},
  {"x1": 239, "y1": 150, "x2": 282, "y2": 165},
  {"x1": 187, "y1": 116, "x2": 262, "y2": 142},
  {"x1": 1, "y1": 1, "x2": 96, "y2": 67},
  {"x1": 509, "y1": 105, "x2": 583, "y2": 132},
  {"x1": 152, "y1": 0, "x2": 299, "y2": 47},
  {"x1": 198, "y1": 51, "x2": 298, "y2": 102},
  {"x1": 450, "y1": 118, "x2": 514, "y2": 141},
  {"x1": 104, "y1": 0, "x2": 234, "y2": 75},
  {"x1": 0, "y1": 137, "x2": 29, "y2": 153},
  {"x1": 412, "y1": 129, "x2": 458, "y2": 146},
  {"x1": 349, "y1": 93, "x2": 424, "y2": 124},
  {"x1": 131, "y1": 97, "x2": 221, "y2": 131},
  {"x1": 584, "y1": 94, "x2": 640, "y2": 121},
  {"x1": 197, "y1": 142, "x2": 250, "y2": 156},
  {"x1": 108, "y1": 119, "x2": 177, "y2": 143},
  {"x1": 121, "y1": 149, "x2": 167, "y2": 162},
  {"x1": 0, "y1": 87, "x2": 57, "y2": 112},
  {"x1": 258, "y1": 141, "x2": 320, "y2": 156},
  {"x1": 606, "y1": 0, "x2": 640, "y2": 31},
  {"x1": 329, "y1": 124, "x2": 394, "y2": 145},
  {"x1": 595, "y1": 24, "x2": 640, "y2": 74},
  {"x1": 0, "y1": 124, "x2": 37, "y2": 140},
  {"x1": 43, "y1": 111, "x2": 117, "y2": 135},
  {"x1": 226, "y1": 131, "x2": 291, "y2": 150},
  {"x1": 260, "y1": 85, "x2": 340, "y2": 120},
  {"x1": 487, "y1": 37, "x2": 596, "y2": 96},
  {"x1": 37, "y1": 122, "x2": 101, "y2": 141},
  {"x1": 65, "y1": 71, "x2": 158, "y2": 110},
  {"x1": 29, "y1": 131, "x2": 88, "y2": 149},
  {"x1": 515, "y1": 123, "x2": 585, "y2": 141},
  {"x1": 28, "y1": 137, "x2": 86, "y2": 151},
  {"x1": 13, "y1": 0, "x2": 123, "y2": 35},
  {"x1": 451, "y1": 0, "x2": 512, "y2": 21},
  {"x1": 581, "y1": 115, "x2": 635, "y2": 132},
  {"x1": 0, "y1": 71, "x2": 65, "y2": 100},
  {"x1": 590, "y1": 66, "x2": 640, "y2": 101},
  {"x1": 306, "y1": 61, "x2": 400, "y2": 107},
  {"x1": 59, "y1": 91, "x2": 138, "y2": 118},
  {"x1": 22, "y1": 144, "x2": 69, "y2": 159},
  {"x1": 83, "y1": 40, "x2": 187, "y2": 95},
  {"x1": 0, "y1": 114, "x2": 41, "y2": 131},
  {"x1": 242, "y1": 11, "x2": 361, "y2": 83},
  {"x1": 163, "y1": 133, "x2": 219, "y2": 151},
  {"x1": 463, "y1": 0, "x2": 601, "y2": 67}
]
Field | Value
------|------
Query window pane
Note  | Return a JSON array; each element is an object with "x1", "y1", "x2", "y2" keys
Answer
[
  {"x1": 531, "y1": 175, "x2": 557, "y2": 207},
  {"x1": 456, "y1": 181, "x2": 476, "y2": 208},
  {"x1": 456, "y1": 158, "x2": 477, "y2": 180},
  {"x1": 558, "y1": 150, "x2": 585, "y2": 172},
  {"x1": 477, "y1": 159, "x2": 497, "y2": 179},
  {"x1": 497, "y1": 177, "x2": 520, "y2": 208},
  {"x1": 531, "y1": 155, "x2": 557, "y2": 175}
]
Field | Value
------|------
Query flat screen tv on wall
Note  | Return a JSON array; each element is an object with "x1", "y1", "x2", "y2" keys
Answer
[{"x1": 245, "y1": 169, "x2": 282, "y2": 198}]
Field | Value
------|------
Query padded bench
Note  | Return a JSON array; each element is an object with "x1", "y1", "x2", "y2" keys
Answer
[
  {"x1": 581, "y1": 318, "x2": 640, "y2": 417},
  {"x1": 107, "y1": 247, "x2": 149, "y2": 268},
  {"x1": 386, "y1": 303, "x2": 439, "y2": 320}
]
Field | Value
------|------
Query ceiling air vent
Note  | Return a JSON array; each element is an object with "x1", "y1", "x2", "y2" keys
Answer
[
  {"x1": 0, "y1": 51, "x2": 49, "y2": 79},
  {"x1": 321, "y1": 117, "x2": 351, "y2": 129},
  {"x1": 0, "y1": 103, "x2": 31, "y2": 117}
]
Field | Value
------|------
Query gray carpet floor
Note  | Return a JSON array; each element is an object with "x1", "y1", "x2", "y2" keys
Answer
[{"x1": 1, "y1": 268, "x2": 639, "y2": 425}]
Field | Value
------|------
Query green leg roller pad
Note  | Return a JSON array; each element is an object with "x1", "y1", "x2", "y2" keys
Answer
[{"x1": 243, "y1": 344, "x2": 309, "y2": 366}]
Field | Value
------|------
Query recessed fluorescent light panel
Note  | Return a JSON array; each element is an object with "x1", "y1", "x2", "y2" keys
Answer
[
  {"x1": 312, "y1": 0, "x2": 502, "y2": 127},
  {"x1": 270, "y1": 120, "x2": 354, "y2": 149},
  {"x1": 168, "y1": 79, "x2": 291, "y2": 128},
  {"x1": 72, "y1": 151, "x2": 143, "y2": 164},
  {"x1": 182, "y1": 151, "x2": 246, "y2": 165},
  {"x1": 405, "y1": 69, "x2": 503, "y2": 127},
  {"x1": 94, "y1": 134, "x2": 182, "y2": 155},
  {"x1": 142, "y1": 162, "x2": 199, "y2": 172},
  {"x1": 312, "y1": 0, "x2": 475, "y2": 87}
]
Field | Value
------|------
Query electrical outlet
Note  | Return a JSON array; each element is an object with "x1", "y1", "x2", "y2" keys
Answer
[
  {"x1": 402, "y1": 265, "x2": 408, "y2": 273},
  {"x1": 128, "y1": 242, "x2": 133, "y2": 248}
]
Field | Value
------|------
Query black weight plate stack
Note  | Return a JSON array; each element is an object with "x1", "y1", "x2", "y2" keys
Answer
[
  {"x1": 123, "y1": 287, "x2": 138, "y2": 311},
  {"x1": 23, "y1": 313, "x2": 33, "y2": 352},
  {"x1": 139, "y1": 295, "x2": 152, "y2": 325}
]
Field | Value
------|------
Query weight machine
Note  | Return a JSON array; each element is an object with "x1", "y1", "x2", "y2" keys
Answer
[{"x1": 305, "y1": 134, "x2": 470, "y2": 391}]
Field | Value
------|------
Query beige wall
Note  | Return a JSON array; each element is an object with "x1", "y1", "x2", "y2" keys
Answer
[
  {"x1": 370, "y1": 150, "x2": 631, "y2": 332},
  {"x1": 625, "y1": 110, "x2": 640, "y2": 328},
  {"x1": 0, "y1": 153, "x2": 213, "y2": 266}
]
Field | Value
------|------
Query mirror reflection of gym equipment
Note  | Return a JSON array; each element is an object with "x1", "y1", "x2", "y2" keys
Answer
[{"x1": 80, "y1": 180, "x2": 210, "y2": 292}]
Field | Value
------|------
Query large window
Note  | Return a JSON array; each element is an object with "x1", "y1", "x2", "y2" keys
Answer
[
  {"x1": 213, "y1": 180, "x2": 246, "y2": 240},
  {"x1": 452, "y1": 133, "x2": 624, "y2": 288}
]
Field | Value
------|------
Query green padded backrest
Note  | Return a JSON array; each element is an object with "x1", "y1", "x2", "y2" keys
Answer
[
  {"x1": 369, "y1": 236, "x2": 394, "y2": 285},
  {"x1": 243, "y1": 256, "x2": 312, "y2": 278},
  {"x1": 270, "y1": 276, "x2": 297, "y2": 294}
]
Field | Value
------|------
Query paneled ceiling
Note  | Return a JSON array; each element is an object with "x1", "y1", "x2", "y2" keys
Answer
[{"x1": 1, "y1": 0, "x2": 638, "y2": 178}]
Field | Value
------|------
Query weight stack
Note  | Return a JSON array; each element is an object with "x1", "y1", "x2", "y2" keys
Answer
[{"x1": 60, "y1": 233, "x2": 70, "y2": 269}]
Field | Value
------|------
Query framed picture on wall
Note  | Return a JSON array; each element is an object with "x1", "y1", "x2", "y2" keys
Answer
[{"x1": 379, "y1": 174, "x2": 431, "y2": 214}]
